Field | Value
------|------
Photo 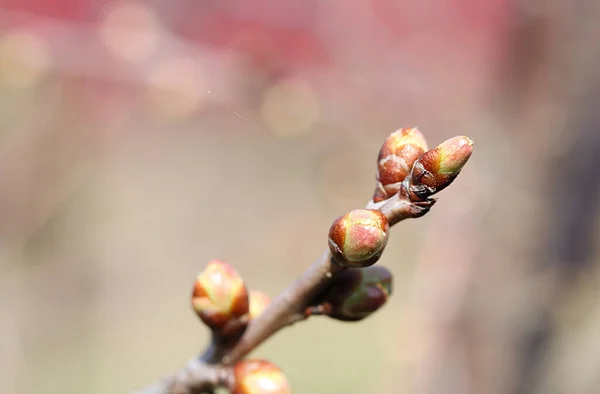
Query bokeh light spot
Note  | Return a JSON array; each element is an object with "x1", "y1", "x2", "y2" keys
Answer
[
  {"x1": 261, "y1": 79, "x2": 320, "y2": 138},
  {"x1": 100, "y1": 1, "x2": 160, "y2": 63},
  {"x1": 146, "y1": 56, "x2": 206, "y2": 119},
  {"x1": 317, "y1": 147, "x2": 372, "y2": 207},
  {"x1": 0, "y1": 30, "x2": 51, "y2": 88}
]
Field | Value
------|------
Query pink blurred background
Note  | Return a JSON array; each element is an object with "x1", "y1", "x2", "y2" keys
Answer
[{"x1": 2, "y1": 1, "x2": 600, "y2": 394}]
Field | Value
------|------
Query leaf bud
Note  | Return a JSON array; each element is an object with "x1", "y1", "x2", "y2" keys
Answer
[
  {"x1": 325, "y1": 265, "x2": 393, "y2": 322},
  {"x1": 231, "y1": 359, "x2": 292, "y2": 394},
  {"x1": 328, "y1": 209, "x2": 389, "y2": 268},
  {"x1": 373, "y1": 127, "x2": 428, "y2": 202},
  {"x1": 191, "y1": 259, "x2": 249, "y2": 330},
  {"x1": 409, "y1": 136, "x2": 474, "y2": 200}
]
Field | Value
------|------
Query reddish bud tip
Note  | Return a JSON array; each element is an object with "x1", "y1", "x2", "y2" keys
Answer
[
  {"x1": 325, "y1": 266, "x2": 393, "y2": 322},
  {"x1": 373, "y1": 127, "x2": 429, "y2": 202},
  {"x1": 231, "y1": 359, "x2": 292, "y2": 394},
  {"x1": 409, "y1": 136, "x2": 473, "y2": 200},
  {"x1": 328, "y1": 209, "x2": 389, "y2": 268},
  {"x1": 192, "y1": 260, "x2": 249, "y2": 330},
  {"x1": 248, "y1": 290, "x2": 271, "y2": 320}
]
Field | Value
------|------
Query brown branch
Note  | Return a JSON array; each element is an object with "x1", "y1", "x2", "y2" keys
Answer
[
  {"x1": 221, "y1": 249, "x2": 341, "y2": 364},
  {"x1": 222, "y1": 185, "x2": 431, "y2": 365},
  {"x1": 132, "y1": 358, "x2": 229, "y2": 394},
  {"x1": 132, "y1": 179, "x2": 436, "y2": 393}
]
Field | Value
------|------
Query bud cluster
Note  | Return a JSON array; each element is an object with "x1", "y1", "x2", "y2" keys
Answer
[
  {"x1": 372, "y1": 128, "x2": 473, "y2": 205},
  {"x1": 373, "y1": 127, "x2": 428, "y2": 202},
  {"x1": 323, "y1": 129, "x2": 472, "y2": 324},
  {"x1": 177, "y1": 127, "x2": 474, "y2": 394}
]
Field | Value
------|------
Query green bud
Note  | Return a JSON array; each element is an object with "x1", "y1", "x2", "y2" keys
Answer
[
  {"x1": 409, "y1": 136, "x2": 473, "y2": 200},
  {"x1": 328, "y1": 209, "x2": 389, "y2": 268},
  {"x1": 325, "y1": 266, "x2": 393, "y2": 322},
  {"x1": 191, "y1": 259, "x2": 249, "y2": 330}
]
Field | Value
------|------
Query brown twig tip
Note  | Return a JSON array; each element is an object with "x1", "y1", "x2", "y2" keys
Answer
[
  {"x1": 192, "y1": 260, "x2": 250, "y2": 330},
  {"x1": 321, "y1": 265, "x2": 393, "y2": 322},
  {"x1": 373, "y1": 127, "x2": 429, "y2": 202},
  {"x1": 230, "y1": 360, "x2": 292, "y2": 394},
  {"x1": 248, "y1": 290, "x2": 271, "y2": 320},
  {"x1": 328, "y1": 209, "x2": 389, "y2": 268},
  {"x1": 408, "y1": 135, "x2": 474, "y2": 201}
]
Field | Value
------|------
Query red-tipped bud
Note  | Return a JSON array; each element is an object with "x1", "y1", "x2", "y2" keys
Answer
[
  {"x1": 373, "y1": 127, "x2": 429, "y2": 202},
  {"x1": 409, "y1": 136, "x2": 473, "y2": 200},
  {"x1": 328, "y1": 209, "x2": 389, "y2": 267},
  {"x1": 231, "y1": 359, "x2": 292, "y2": 394},
  {"x1": 324, "y1": 266, "x2": 393, "y2": 322},
  {"x1": 248, "y1": 290, "x2": 271, "y2": 320},
  {"x1": 192, "y1": 260, "x2": 249, "y2": 330}
]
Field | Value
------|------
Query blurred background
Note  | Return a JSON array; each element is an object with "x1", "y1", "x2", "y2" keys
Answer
[{"x1": 1, "y1": 1, "x2": 600, "y2": 393}]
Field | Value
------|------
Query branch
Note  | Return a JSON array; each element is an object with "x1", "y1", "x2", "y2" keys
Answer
[
  {"x1": 220, "y1": 187, "x2": 433, "y2": 365},
  {"x1": 131, "y1": 132, "x2": 473, "y2": 394},
  {"x1": 131, "y1": 190, "x2": 429, "y2": 393},
  {"x1": 132, "y1": 358, "x2": 229, "y2": 394},
  {"x1": 221, "y1": 249, "x2": 340, "y2": 364}
]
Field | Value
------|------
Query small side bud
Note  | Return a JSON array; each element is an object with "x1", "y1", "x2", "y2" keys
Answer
[
  {"x1": 231, "y1": 359, "x2": 292, "y2": 394},
  {"x1": 328, "y1": 209, "x2": 389, "y2": 268},
  {"x1": 325, "y1": 266, "x2": 393, "y2": 322},
  {"x1": 373, "y1": 127, "x2": 429, "y2": 202},
  {"x1": 409, "y1": 136, "x2": 473, "y2": 200},
  {"x1": 192, "y1": 260, "x2": 249, "y2": 330},
  {"x1": 248, "y1": 290, "x2": 271, "y2": 320}
]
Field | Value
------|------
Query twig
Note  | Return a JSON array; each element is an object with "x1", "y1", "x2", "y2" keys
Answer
[
  {"x1": 132, "y1": 358, "x2": 228, "y2": 394},
  {"x1": 132, "y1": 189, "x2": 427, "y2": 393},
  {"x1": 131, "y1": 129, "x2": 475, "y2": 394},
  {"x1": 220, "y1": 185, "x2": 433, "y2": 365},
  {"x1": 221, "y1": 249, "x2": 341, "y2": 365}
]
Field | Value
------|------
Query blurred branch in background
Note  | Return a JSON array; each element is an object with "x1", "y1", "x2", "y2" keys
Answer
[
  {"x1": 494, "y1": 1, "x2": 600, "y2": 394},
  {"x1": 402, "y1": 1, "x2": 600, "y2": 394}
]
